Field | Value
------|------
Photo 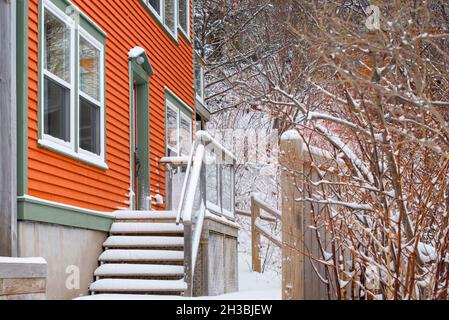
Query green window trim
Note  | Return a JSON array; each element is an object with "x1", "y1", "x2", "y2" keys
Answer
[
  {"x1": 17, "y1": 0, "x2": 29, "y2": 196},
  {"x1": 17, "y1": 196, "x2": 114, "y2": 232},
  {"x1": 38, "y1": 0, "x2": 108, "y2": 170},
  {"x1": 128, "y1": 50, "x2": 154, "y2": 210},
  {"x1": 165, "y1": 87, "x2": 193, "y2": 115}
]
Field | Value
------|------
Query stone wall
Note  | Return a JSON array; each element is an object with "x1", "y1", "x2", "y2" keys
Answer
[{"x1": 0, "y1": 257, "x2": 47, "y2": 300}]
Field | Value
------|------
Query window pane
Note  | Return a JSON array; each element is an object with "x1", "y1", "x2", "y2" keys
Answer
[
  {"x1": 79, "y1": 36, "x2": 101, "y2": 101},
  {"x1": 194, "y1": 62, "x2": 203, "y2": 99},
  {"x1": 179, "y1": 115, "x2": 192, "y2": 156},
  {"x1": 179, "y1": 0, "x2": 188, "y2": 33},
  {"x1": 44, "y1": 76, "x2": 71, "y2": 142},
  {"x1": 205, "y1": 151, "x2": 219, "y2": 206},
  {"x1": 164, "y1": 0, "x2": 176, "y2": 33},
  {"x1": 44, "y1": 9, "x2": 71, "y2": 82},
  {"x1": 80, "y1": 97, "x2": 101, "y2": 155},
  {"x1": 148, "y1": 0, "x2": 161, "y2": 15},
  {"x1": 221, "y1": 165, "x2": 232, "y2": 212},
  {"x1": 167, "y1": 106, "x2": 178, "y2": 152}
]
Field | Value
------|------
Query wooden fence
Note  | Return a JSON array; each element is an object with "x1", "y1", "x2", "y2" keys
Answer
[{"x1": 237, "y1": 130, "x2": 341, "y2": 300}]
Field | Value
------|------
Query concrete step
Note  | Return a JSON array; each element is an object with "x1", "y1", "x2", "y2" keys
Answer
[
  {"x1": 103, "y1": 236, "x2": 184, "y2": 249},
  {"x1": 94, "y1": 264, "x2": 184, "y2": 277},
  {"x1": 115, "y1": 210, "x2": 177, "y2": 221},
  {"x1": 99, "y1": 249, "x2": 184, "y2": 263},
  {"x1": 89, "y1": 279, "x2": 187, "y2": 293},
  {"x1": 110, "y1": 223, "x2": 183, "y2": 235}
]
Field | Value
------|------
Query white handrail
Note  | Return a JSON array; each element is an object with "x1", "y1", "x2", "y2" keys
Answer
[
  {"x1": 176, "y1": 130, "x2": 236, "y2": 295},
  {"x1": 176, "y1": 140, "x2": 198, "y2": 224},
  {"x1": 181, "y1": 144, "x2": 205, "y2": 224}
]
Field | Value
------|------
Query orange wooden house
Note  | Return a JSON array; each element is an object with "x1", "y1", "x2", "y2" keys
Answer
[{"x1": 1, "y1": 0, "x2": 240, "y2": 299}]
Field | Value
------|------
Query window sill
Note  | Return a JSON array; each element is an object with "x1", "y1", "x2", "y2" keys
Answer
[
  {"x1": 178, "y1": 27, "x2": 191, "y2": 44},
  {"x1": 38, "y1": 138, "x2": 109, "y2": 171}
]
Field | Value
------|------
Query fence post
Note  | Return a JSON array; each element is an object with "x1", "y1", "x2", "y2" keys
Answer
[
  {"x1": 280, "y1": 130, "x2": 304, "y2": 300},
  {"x1": 251, "y1": 195, "x2": 262, "y2": 272}
]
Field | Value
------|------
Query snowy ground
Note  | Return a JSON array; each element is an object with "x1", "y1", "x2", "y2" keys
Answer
[{"x1": 76, "y1": 253, "x2": 281, "y2": 300}]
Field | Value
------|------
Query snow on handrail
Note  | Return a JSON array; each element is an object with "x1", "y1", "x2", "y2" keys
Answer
[
  {"x1": 196, "y1": 131, "x2": 237, "y2": 162},
  {"x1": 159, "y1": 156, "x2": 190, "y2": 166}
]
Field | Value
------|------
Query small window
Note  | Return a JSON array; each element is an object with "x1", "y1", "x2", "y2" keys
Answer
[
  {"x1": 40, "y1": 0, "x2": 106, "y2": 168},
  {"x1": 165, "y1": 96, "x2": 192, "y2": 157},
  {"x1": 194, "y1": 56, "x2": 205, "y2": 103},
  {"x1": 43, "y1": 8, "x2": 72, "y2": 144},
  {"x1": 166, "y1": 104, "x2": 179, "y2": 156},
  {"x1": 44, "y1": 76, "x2": 71, "y2": 142},
  {"x1": 164, "y1": 0, "x2": 176, "y2": 34},
  {"x1": 179, "y1": 113, "x2": 192, "y2": 156},
  {"x1": 144, "y1": 0, "x2": 178, "y2": 38},
  {"x1": 178, "y1": 0, "x2": 189, "y2": 37},
  {"x1": 148, "y1": 0, "x2": 161, "y2": 15}
]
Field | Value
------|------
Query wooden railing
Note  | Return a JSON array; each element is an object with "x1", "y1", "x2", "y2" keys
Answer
[{"x1": 236, "y1": 194, "x2": 281, "y2": 273}]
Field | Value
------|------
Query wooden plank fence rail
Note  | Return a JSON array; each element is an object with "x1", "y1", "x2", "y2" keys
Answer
[{"x1": 236, "y1": 194, "x2": 282, "y2": 273}]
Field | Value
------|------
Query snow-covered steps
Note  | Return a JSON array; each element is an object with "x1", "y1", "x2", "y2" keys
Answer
[
  {"x1": 99, "y1": 249, "x2": 184, "y2": 263},
  {"x1": 90, "y1": 279, "x2": 187, "y2": 293},
  {"x1": 115, "y1": 210, "x2": 177, "y2": 221},
  {"x1": 89, "y1": 210, "x2": 188, "y2": 296},
  {"x1": 110, "y1": 222, "x2": 183, "y2": 235},
  {"x1": 103, "y1": 236, "x2": 184, "y2": 249},
  {"x1": 94, "y1": 264, "x2": 184, "y2": 277}
]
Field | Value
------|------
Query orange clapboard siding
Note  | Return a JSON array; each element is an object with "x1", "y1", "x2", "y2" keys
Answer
[{"x1": 27, "y1": 0, "x2": 194, "y2": 212}]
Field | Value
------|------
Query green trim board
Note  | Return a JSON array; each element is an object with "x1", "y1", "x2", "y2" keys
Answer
[
  {"x1": 164, "y1": 87, "x2": 193, "y2": 115},
  {"x1": 17, "y1": 196, "x2": 114, "y2": 232},
  {"x1": 129, "y1": 53, "x2": 153, "y2": 210},
  {"x1": 17, "y1": 0, "x2": 29, "y2": 196}
]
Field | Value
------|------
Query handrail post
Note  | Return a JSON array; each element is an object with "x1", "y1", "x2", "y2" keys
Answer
[
  {"x1": 251, "y1": 195, "x2": 261, "y2": 273},
  {"x1": 184, "y1": 222, "x2": 193, "y2": 297},
  {"x1": 280, "y1": 130, "x2": 304, "y2": 300}
]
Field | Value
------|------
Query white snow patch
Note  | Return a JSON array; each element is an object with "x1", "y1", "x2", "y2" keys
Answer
[
  {"x1": 0, "y1": 257, "x2": 47, "y2": 264},
  {"x1": 128, "y1": 46, "x2": 145, "y2": 58}
]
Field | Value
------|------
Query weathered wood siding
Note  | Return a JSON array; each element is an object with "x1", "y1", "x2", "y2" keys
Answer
[
  {"x1": 27, "y1": 0, "x2": 194, "y2": 211},
  {"x1": 0, "y1": 0, "x2": 17, "y2": 256}
]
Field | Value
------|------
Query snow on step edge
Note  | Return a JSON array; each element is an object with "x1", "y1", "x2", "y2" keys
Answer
[
  {"x1": 115, "y1": 211, "x2": 177, "y2": 220},
  {"x1": 110, "y1": 223, "x2": 184, "y2": 234},
  {"x1": 103, "y1": 236, "x2": 184, "y2": 248},
  {"x1": 99, "y1": 249, "x2": 184, "y2": 262},
  {"x1": 89, "y1": 279, "x2": 187, "y2": 292},
  {"x1": 94, "y1": 264, "x2": 184, "y2": 277}
]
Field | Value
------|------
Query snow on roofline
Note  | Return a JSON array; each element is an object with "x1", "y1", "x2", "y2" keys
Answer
[{"x1": 128, "y1": 46, "x2": 145, "y2": 58}]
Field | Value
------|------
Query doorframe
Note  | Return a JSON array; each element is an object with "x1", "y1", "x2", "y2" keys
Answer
[{"x1": 128, "y1": 49, "x2": 153, "y2": 210}]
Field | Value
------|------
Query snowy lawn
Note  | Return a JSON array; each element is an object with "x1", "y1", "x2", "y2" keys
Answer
[{"x1": 76, "y1": 254, "x2": 281, "y2": 300}]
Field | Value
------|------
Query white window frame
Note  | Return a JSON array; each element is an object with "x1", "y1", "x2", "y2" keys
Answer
[
  {"x1": 77, "y1": 28, "x2": 105, "y2": 163},
  {"x1": 40, "y1": 0, "x2": 76, "y2": 152},
  {"x1": 179, "y1": 111, "x2": 193, "y2": 156},
  {"x1": 166, "y1": 101, "x2": 180, "y2": 157},
  {"x1": 144, "y1": 0, "x2": 178, "y2": 40},
  {"x1": 39, "y1": 0, "x2": 107, "y2": 170},
  {"x1": 165, "y1": 98, "x2": 192, "y2": 157},
  {"x1": 178, "y1": 0, "x2": 190, "y2": 39}
]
